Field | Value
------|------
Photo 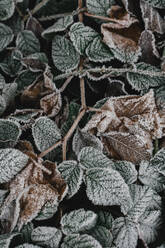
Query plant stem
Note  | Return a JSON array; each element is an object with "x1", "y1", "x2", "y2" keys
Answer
[
  {"x1": 24, "y1": 0, "x2": 50, "y2": 21},
  {"x1": 30, "y1": 159, "x2": 52, "y2": 175},
  {"x1": 38, "y1": 140, "x2": 62, "y2": 158},
  {"x1": 78, "y1": 0, "x2": 84, "y2": 22},
  {"x1": 59, "y1": 75, "x2": 74, "y2": 93},
  {"x1": 84, "y1": 11, "x2": 116, "y2": 22}
]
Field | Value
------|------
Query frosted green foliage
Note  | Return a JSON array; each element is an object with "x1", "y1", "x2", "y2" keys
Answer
[
  {"x1": 73, "y1": 129, "x2": 103, "y2": 156},
  {"x1": 0, "y1": 23, "x2": 14, "y2": 52},
  {"x1": 15, "y1": 70, "x2": 40, "y2": 91},
  {"x1": 112, "y1": 217, "x2": 138, "y2": 248},
  {"x1": 16, "y1": 31, "x2": 40, "y2": 56},
  {"x1": 35, "y1": 202, "x2": 58, "y2": 221},
  {"x1": 112, "y1": 161, "x2": 137, "y2": 185},
  {"x1": 86, "y1": 37, "x2": 114, "y2": 62},
  {"x1": 61, "y1": 234, "x2": 103, "y2": 248},
  {"x1": 58, "y1": 160, "x2": 83, "y2": 198},
  {"x1": 20, "y1": 223, "x2": 34, "y2": 244},
  {"x1": 21, "y1": 53, "x2": 47, "y2": 72},
  {"x1": 4, "y1": 14, "x2": 24, "y2": 36},
  {"x1": 61, "y1": 102, "x2": 80, "y2": 136},
  {"x1": 97, "y1": 211, "x2": 114, "y2": 229},
  {"x1": 87, "y1": 0, "x2": 115, "y2": 16},
  {"x1": 61, "y1": 208, "x2": 98, "y2": 234},
  {"x1": 0, "y1": 50, "x2": 22, "y2": 77},
  {"x1": 32, "y1": 117, "x2": 61, "y2": 159},
  {"x1": 78, "y1": 147, "x2": 113, "y2": 170},
  {"x1": 0, "y1": 74, "x2": 5, "y2": 87},
  {"x1": 0, "y1": 233, "x2": 19, "y2": 248},
  {"x1": 0, "y1": 0, "x2": 15, "y2": 21},
  {"x1": 52, "y1": 35, "x2": 80, "y2": 72},
  {"x1": 69, "y1": 22, "x2": 98, "y2": 55},
  {"x1": 84, "y1": 168, "x2": 132, "y2": 214},
  {"x1": 155, "y1": 85, "x2": 165, "y2": 103},
  {"x1": 31, "y1": 226, "x2": 62, "y2": 248},
  {"x1": 15, "y1": 244, "x2": 42, "y2": 248},
  {"x1": 127, "y1": 63, "x2": 165, "y2": 92},
  {"x1": 139, "y1": 148, "x2": 165, "y2": 192},
  {"x1": 0, "y1": 148, "x2": 29, "y2": 184},
  {"x1": 0, "y1": 189, "x2": 7, "y2": 206},
  {"x1": 88, "y1": 225, "x2": 113, "y2": 247},
  {"x1": 111, "y1": 47, "x2": 141, "y2": 63},
  {"x1": 0, "y1": 119, "x2": 21, "y2": 148},
  {"x1": 143, "y1": 0, "x2": 165, "y2": 8},
  {"x1": 42, "y1": 15, "x2": 73, "y2": 39}
]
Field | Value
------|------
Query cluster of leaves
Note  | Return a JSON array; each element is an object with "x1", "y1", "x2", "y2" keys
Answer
[{"x1": 0, "y1": 0, "x2": 165, "y2": 247}]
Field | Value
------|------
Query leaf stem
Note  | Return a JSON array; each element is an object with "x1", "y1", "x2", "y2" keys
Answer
[
  {"x1": 24, "y1": 0, "x2": 50, "y2": 21},
  {"x1": 78, "y1": 0, "x2": 84, "y2": 22},
  {"x1": 59, "y1": 75, "x2": 74, "y2": 93},
  {"x1": 84, "y1": 11, "x2": 117, "y2": 22},
  {"x1": 38, "y1": 140, "x2": 62, "y2": 159}
]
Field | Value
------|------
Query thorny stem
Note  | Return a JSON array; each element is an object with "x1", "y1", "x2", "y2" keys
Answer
[{"x1": 24, "y1": 0, "x2": 50, "y2": 21}]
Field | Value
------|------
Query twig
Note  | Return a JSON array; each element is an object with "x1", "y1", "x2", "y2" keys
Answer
[
  {"x1": 62, "y1": 108, "x2": 86, "y2": 160},
  {"x1": 78, "y1": 0, "x2": 84, "y2": 22},
  {"x1": 30, "y1": 159, "x2": 52, "y2": 175},
  {"x1": 79, "y1": 60, "x2": 86, "y2": 108},
  {"x1": 13, "y1": 0, "x2": 24, "y2": 18},
  {"x1": 59, "y1": 75, "x2": 74, "y2": 93},
  {"x1": 84, "y1": 12, "x2": 117, "y2": 22},
  {"x1": 87, "y1": 107, "x2": 103, "y2": 112},
  {"x1": 24, "y1": 0, "x2": 50, "y2": 21},
  {"x1": 38, "y1": 140, "x2": 62, "y2": 158}
]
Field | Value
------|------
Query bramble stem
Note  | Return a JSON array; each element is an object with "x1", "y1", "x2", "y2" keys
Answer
[
  {"x1": 24, "y1": 0, "x2": 50, "y2": 21},
  {"x1": 38, "y1": 140, "x2": 62, "y2": 159},
  {"x1": 59, "y1": 75, "x2": 74, "y2": 93}
]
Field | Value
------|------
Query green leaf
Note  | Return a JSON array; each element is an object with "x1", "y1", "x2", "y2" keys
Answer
[
  {"x1": 0, "y1": 233, "x2": 19, "y2": 248},
  {"x1": 15, "y1": 244, "x2": 42, "y2": 248},
  {"x1": 84, "y1": 167, "x2": 132, "y2": 214},
  {"x1": 73, "y1": 129, "x2": 103, "y2": 156},
  {"x1": 52, "y1": 35, "x2": 80, "y2": 72},
  {"x1": 111, "y1": 47, "x2": 141, "y2": 63},
  {"x1": 87, "y1": 0, "x2": 115, "y2": 16},
  {"x1": 86, "y1": 36, "x2": 114, "y2": 62},
  {"x1": 143, "y1": 0, "x2": 165, "y2": 8},
  {"x1": 97, "y1": 211, "x2": 114, "y2": 229},
  {"x1": 35, "y1": 202, "x2": 58, "y2": 221},
  {"x1": 61, "y1": 208, "x2": 97, "y2": 235},
  {"x1": 4, "y1": 14, "x2": 24, "y2": 36},
  {"x1": 69, "y1": 22, "x2": 98, "y2": 55},
  {"x1": 58, "y1": 160, "x2": 83, "y2": 198},
  {"x1": 31, "y1": 226, "x2": 62, "y2": 248},
  {"x1": 0, "y1": 148, "x2": 29, "y2": 184},
  {"x1": 61, "y1": 234, "x2": 103, "y2": 248},
  {"x1": 88, "y1": 225, "x2": 113, "y2": 247},
  {"x1": 126, "y1": 62, "x2": 165, "y2": 92},
  {"x1": 42, "y1": 15, "x2": 73, "y2": 39},
  {"x1": 16, "y1": 30, "x2": 40, "y2": 56},
  {"x1": 32, "y1": 117, "x2": 61, "y2": 159},
  {"x1": 20, "y1": 223, "x2": 34, "y2": 244},
  {"x1": 112, "y1": 217, "x2": 138, "y2": 248},
  {"x1": 78, "y1": 147, "x2": 113, "y2": 170},
  {"x1": 139, "y1": 148, "x2": 165, "y2": 192},
  {"x1": 0, "y1": 0, "x2": 15, "y2": 21},
  {"x1": 15, "y1": 70, "x2": 40, "y2": 91},
  {"x1": 112, "y1": 161, "x2": 137, "y2": 185},
  {"x1": 0, "y1": 23, "x2": 14, "y2": 52},
  {"x1": 0, "y1": 119, "x2": 21, "y2": 148}
]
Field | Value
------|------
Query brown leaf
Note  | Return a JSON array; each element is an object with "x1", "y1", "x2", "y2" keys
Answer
[
  {"x1": 26, "y1": 15, "x2": 44, "y2": 38},
  {"x1": 83, "y1": 90, "x2": 164, "y2": 163},
  {"x1": 140, "y1": 0, "x2": 165, "y2": 34},
  {"x1": 101, "y1": 5, "x2": 141, "y2": 57},
  {"x1": 21, "y1": 57, "x2": 46, "y2": 72}
]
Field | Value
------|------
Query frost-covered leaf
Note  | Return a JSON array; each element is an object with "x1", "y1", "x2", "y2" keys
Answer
[
  {"x1": 58, "y1": 160, "x2": 83, "y2": 198},
  {"x1": 0, "y1": 23, "x2": 14, "y2": 52},
  {"x1": 16, "y1": 31, "x2": 40, "y2": 56},
  {"x1": 139, "y1": 148, "x2": 165, "y2": 192},
  {"x1": 32, "y1": 117, "x2": 61, "y2": 158},
  {"x1": 86, "y1": 36, "x2": 114, "y2": 62},
  {"x1": 88, "y1": 225, "x2": 113, "y2": 248},
  {"x1": 97, "y1": 211, "x2": 114, "y2": 229},
  {"x1": 15, "y1": 244, "x2": 42, "y2": 248},
  {"x1": 10, "y1": 109, "x2": 41, "y2": 124},
  {"x1": 101, "y1": 6, "x2": 141, "y2": 63},
  {"x1": 15, "y1": 70, "x2": 40, "y2": 91},
  {"x1": 21, "y1": 53, "x2": 47, "y2": 72},
  {"x1": 0, "y1": 50, "x2": 22, "y2": 76},
  {"x1": 52, "y1": 35, "x2": 80, "y2": 72},
  {"x1": 42, "y1": 15, "x2": 73, "y2": 39},
  {"x1": 73, "y1": 129, "x2": 103, "y2": 156},
  {"x1": 69, "y1": 22, "x2": 98, "y2": 55},
  {"x1": 35, "y1": 202, "x2": 58, "y2": 221},
  {"x1": 78, "y1": 147, "x2": 113, "y2": 170},
  {"x1": 20, "y1": 223, "x2": 34, "y2": 243},
  {"x1": 26, "y1": 16, "x2": 43, "y2": 38},
  {"x1": 61, "y1": 234, "x2": 102, "y2": 248},
  {"x1": 112, "y1": 161, "x2": 137, "y2": 184},
  {"x1": 0, "y1": 0, "x2": 15, "y2": 21},
  {"x1": 31, "y1": 226, "x2": 62, "y2": 248},
  {"x1": 0, "y1": 119, "x2": 21, "y2": 148},
  {"x1": 0, "y1": 233, "x2": 19, "y2": 248},
  {"x1": 112, "y1": 217, "x2": 138, "y2": 248},
  {"x1": 143, "y1": 0, "x2": 165, "y2": 8},
  {"x1": 61, "y1": 209, "x2": 97, "y2": 235},
  {"x1": 4, "y1": 14, "x2": 24, "y2": 36},
  {"x1": 140, "y1": 0, "x2": 165, "y2": 33},
  {"x1": 87, "y1": 0, "x2": 115, "y2": 16},
  {"x1": 0, "y1": 148, "x2": 29, "y2": 184},
  {"x1": 127, "y1": 63, "x2": 165, "y2": 92},
  {"x1": 0, "y1": 189, "x2": 7, "y2": 206},
  {"x1": 84, "y1": 167, "x2": 132, "y2": 214}
]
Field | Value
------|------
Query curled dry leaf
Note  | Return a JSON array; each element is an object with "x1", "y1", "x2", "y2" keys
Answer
[
  {"x1": 140, "y1": 0, "x2": 165, "y2": 34},
  {"x1": 0, "y1": 141, "x2": 67, "y2": 231},
  {"x1": 21, "y1": 67, "x2": 62, "y2": 117},
  {"x1": 83, "y1": 90, "x2": 165, "y2": 163},
  {"x1": 101, "y1": 5, "x2": 141, "y2": 62}
]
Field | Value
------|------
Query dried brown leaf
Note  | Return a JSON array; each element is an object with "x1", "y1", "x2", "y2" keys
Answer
[
  {"x1": 140, "y1": 0, "x2": 165, "y2": 34},
  {"x1": 26, "y1": 15, "x2": 44, "y2": 38}
]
